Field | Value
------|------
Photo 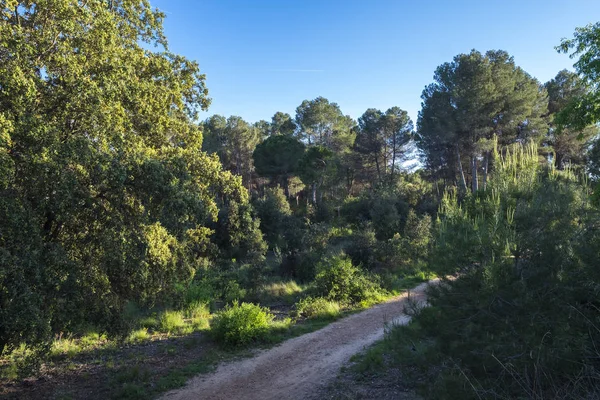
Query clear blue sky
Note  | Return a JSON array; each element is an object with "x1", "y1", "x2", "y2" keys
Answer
[{"x1": 151, "y1": 0, "x2": 600, "y2": 125}]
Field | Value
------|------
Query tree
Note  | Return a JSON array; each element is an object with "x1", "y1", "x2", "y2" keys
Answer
[
  {"x1": 202, "y1": 115, "x2": 261, "y2": 187},
  {"x1": 382, "y1": 107, "x2": 413, "y2": 181},
  {"x1": 0, "y1": 0, "x2": 265, "y2": 354},
  {"x1": 355, "y1": 107, "x2": 413, "y2": 183},
  {"x1": 253, "y1": 135, "x2": 305, "y2": 196},
  {"x1": 416, "y1": 50, "x2": 547, "y2": 192},
  {"x1": 297, "y1": 146, "x2": 334, "y2": 204},
  {"x1": 295, "y1": 97, "x2": 355, "y2": 151},
  {"x1": 355, "y1": 108, "x2": 385, "y2": 181},
  {"x1": 556, "y1": 22, "x2": 600, "y2": 130},
  {"x1": 544, "y1": 70, "x2": 598, "y2": 169},
  {"x1": 270, "y1": 112, "x2": 297, "y2": 136}
]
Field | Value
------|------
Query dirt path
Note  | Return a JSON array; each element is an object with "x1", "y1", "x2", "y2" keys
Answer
[{"x1": 160, "y1": 281, "x2": 434, "y2": 400}]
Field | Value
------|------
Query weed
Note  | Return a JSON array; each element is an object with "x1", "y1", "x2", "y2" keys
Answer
[
  {"x1": 211, "y1": 302, "x2": 274, "y2": 346},
  {"x1": 158, "y1": 311, "x2": 186, "y2": 334},
  {"x1": 127, "y1": 328, "x2": 150, "y2": 344},
  {"x1": 295, "y1": 297, "x2": 341, "y2": 320}
]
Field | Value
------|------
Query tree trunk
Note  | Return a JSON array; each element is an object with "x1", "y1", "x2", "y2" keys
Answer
[
  {"x1": 391, "y1": 145, "x2": 396, "y2": 184},
  {"x1": 283, "y1": 175, "x2": 290, "y2": 198},
  {"x1": 311, "y1": 183, "x2": 317, "y2": 204},
  {"x1": 483, "y1": 152, "x2": 489, "y2": 191},
  {"x1": 456, "y1": 146, "x2": 468, "y2": 193},
  {"x1": 471, "y1": 156, "x2": 478, "y2": 192},
  {"x1": 374, "y1": 157, "x2": 381, "y2": 182}
]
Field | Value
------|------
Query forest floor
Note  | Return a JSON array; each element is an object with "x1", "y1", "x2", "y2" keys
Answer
[
  {"x1": 159, "y1": 280, "x2": 433, "y2": 400},
  {"x1": 1, "y1": 280, "x2": 433, "y2": 400}
]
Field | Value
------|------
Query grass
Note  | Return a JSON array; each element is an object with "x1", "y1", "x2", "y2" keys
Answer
[
  {"x1": 2, "y1": 274, "x2": 433, "y2": 399},
  {"x1": 127, "y1": 328, "x2": 150, "y2": 344},
  {"x1": 295, "y1": 297, "x2": 341, "y2": 320},
  {"x1": 158, "y1": 310, "x2": 186, "y2": 334},
  {"x1": 253, "y1": 280, "x2": 305, "y2": 305}
]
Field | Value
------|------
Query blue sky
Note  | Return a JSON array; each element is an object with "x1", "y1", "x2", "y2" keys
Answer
[{"x1": 151, "y1": 0, "x2": 600, "y2": 125}]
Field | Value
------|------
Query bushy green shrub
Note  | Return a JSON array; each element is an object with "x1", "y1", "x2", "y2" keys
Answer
[
  {"x1": 294, "y1": 297, "x2": 340, "y2": 320},
  {"x1": 158, "y1": 311, "x2": 186, "y2": 334},
  {"x1": 313, "y1": 255, "x2": 383, "y2": 304},
  {"x1": 211, "y1": 302, "x2": 274, "y2": 346},
  {"x1": 253, "y1": 187, "x2": 293, "y2": 250},
  {"x1": 385, "y1": 141, "x2": 600, "y2": 399},
  {"x1": 345, "y1": 224, "x2": 377, "y2": 269}
]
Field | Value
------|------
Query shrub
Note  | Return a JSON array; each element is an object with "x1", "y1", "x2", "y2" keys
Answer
[
  {"x1": 211, "y1": 302, "x2": 274, "y2": 346},
  {"x1": 186, "y1": 302, "x2": 210, "y2": 331},
  {"x1": 127, "y1": 328, "x2": 150, "y2": 343},
  {"x1": 313, "y1": 255, "x2": 383, "y2": 304},
  {"x1": 158, "y1": 311, "x2": 186, "y2": 334},
  {"x1": 295, "y1": 297, "x2": 340, "y2": 320}
]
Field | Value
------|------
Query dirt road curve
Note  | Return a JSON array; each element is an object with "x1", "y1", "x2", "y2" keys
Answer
[{"x1": 160, "y1": 281, "x2": 434, "y2": 400}]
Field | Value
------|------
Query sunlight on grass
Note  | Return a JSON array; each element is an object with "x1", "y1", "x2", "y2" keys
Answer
[
  {"x1": 159, "y1": 311, "x2": 186, "y2": 334},
  {"x1": 127, "y1": 328, "x2": 150, "y2": 344},
  {"x1": 295, "y1": 297, "x2": 341, "y2": 320},
  {"x1": 255, "y1": 280, "x2": 304, "y2": 304}
]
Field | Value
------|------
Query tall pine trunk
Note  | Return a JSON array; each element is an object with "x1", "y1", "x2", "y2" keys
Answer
[
  {"x1": 483, "y1": 152, "x2": 489, "y2": 191},
  {"x1": 471, "y1": 156, "x2": 478, "y2": 192},
  {"x1": 456, "y1": 146, "x2": 468, "y2": 193},
  {"x1": 374, "y1": 157, "x2": 381, "y2": 182}
]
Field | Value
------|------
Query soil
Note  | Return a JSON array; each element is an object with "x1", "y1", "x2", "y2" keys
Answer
[{"x1": 160, "y1": 281, "x2": 433, "y2": 400}]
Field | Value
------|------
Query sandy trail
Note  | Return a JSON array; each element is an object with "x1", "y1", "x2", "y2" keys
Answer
[{"x1": 160, "y1": 281, "x2": 433, "y2": 400}]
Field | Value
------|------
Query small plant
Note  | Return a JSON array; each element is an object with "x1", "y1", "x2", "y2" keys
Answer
[
  {"x1": 211, "y1": 302, "x2": 274, "y2": 346},
  {"x1": 127, "y1": 328, "x2": 150, "y2": 344},
  {"x1": 294, "y1": 297, "x2": 341, "y2": 320},
  {"x1": 51, "y1": 337, "x2": 81, "y2": 359},
  {"x1": 313, "y1": 254, "x2": 384, "y2": 304},
  {"x1": 186, "y1": 301, "x2": 211, "y2": 331},
  {"x1": 255, "y1": 280, "x2": 303, "y2": 304},
  {"x1": 158, "y1": 311, "x2": 186, "y2": 334}
]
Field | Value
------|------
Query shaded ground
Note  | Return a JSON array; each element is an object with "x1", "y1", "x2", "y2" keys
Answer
[
  {"x1": 0, "y1": 333, "x2": 231, "y2": 400},
  {"x1": 161, "y1": 281, "x2": 433, "y2": 400}
]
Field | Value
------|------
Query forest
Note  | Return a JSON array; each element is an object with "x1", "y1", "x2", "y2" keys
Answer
[{"x1": 1, "y1": 1, "x2": 600, "y2": 399}]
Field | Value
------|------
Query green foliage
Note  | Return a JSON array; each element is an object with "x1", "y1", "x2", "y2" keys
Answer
[
  {"x1": 313, "y1": 255, "x2": 383, "y2": 305},
  {"x1": 556, "y1": 22, "x2": 600, "y2": 130},
  {"x1": 253, "y1": 135, "x2": 305, "y2": 190},
  {"x1": 0, "y1": 0, "x2": 267, "y2": 355},
  {"x1": 355, "y1": 107, "x2": 413, "y2": 182},
  {"x1": 253, "y1": 280, "x2": 304, "y2": 305},
  {"x1": 389, "y1": 140, "x2": 600, "y2": 398},
  {"x1": 211, "y1": 302, "x2": 275, "y2": 346},
  {"x1": 253, "y1": 187, "x2": 295, "y2": 250},
  {"x1": 294, "y1": 297, "x2": 341, "y2": 320},
  {"x1": 202, "y1": 115, "x2": 261, "y2": 184},
  {"x1": 158, "y1": 311, "x2": 186, "y2": 334},
  {"x1": 417, "y1": 49, "x2": 547, "y2": 190},
  {"x1": 127, "y1": 329, "x2": 150, "y2": 344}
]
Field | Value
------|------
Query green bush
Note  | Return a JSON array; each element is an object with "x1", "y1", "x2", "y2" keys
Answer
[
  {"x1": 211, "y1": 302, "x2": 275, "y2": 346},
  {"x1": 158, "y1": 311, "x2": 186, "y2": 334},
  {"x1": 313, "y1": 255, "x2": 383, "y2": 304},
  {"x1": 294, "y1": 297, "x2": 341, "y2": 320},
  {"x1": 385, "y1": 141, "x2": 600, "y2": 399}
]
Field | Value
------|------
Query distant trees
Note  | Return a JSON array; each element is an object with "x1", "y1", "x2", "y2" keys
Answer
[
  {"x1": 202, "y1": 115, "x2": 261, "y2": 187},
  {"x1": 416, "y1": 50, "x2": 547, "y2": 192},
  {"x1": 355, "y1": 107, "x2": 413, "y2": 183},
  {"x1": 295, "y1": 97, "x2": 356, "y2": 152},
  {"x1": 253, "y1": 135, "x2": 305, "y2": 196}
]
